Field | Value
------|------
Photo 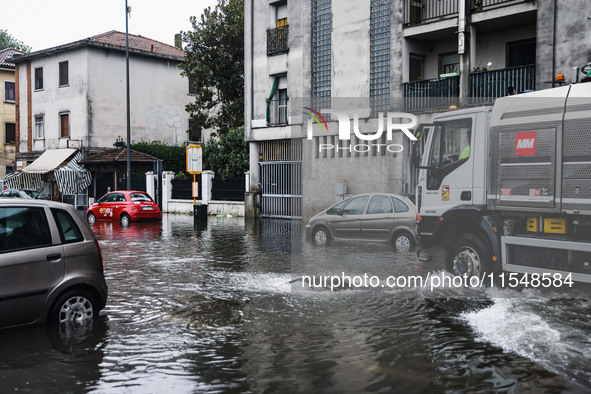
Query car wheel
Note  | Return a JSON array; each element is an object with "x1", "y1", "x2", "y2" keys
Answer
[
  {"x1": 313, "y1": 226, "x2": 330, "y2": 246},
  {"x1": 51, "y1": 290, "x2": 97, "y2": 325},
  {"x1": 446, "y1": 234, "x2": 491, "y2": 278},
  {"x1": 120, "y1": 213, "x2": 130, "y2": 227},
  {"x1": 87, "y1": 212, "x2": 96, "y2": 225},
  {"x1": 393, "y1": 232, "x2": 414, "y2": 252}
]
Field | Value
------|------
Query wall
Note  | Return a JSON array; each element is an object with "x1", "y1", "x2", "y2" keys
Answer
[
  {"x1": 18, "y1": 48, "x2": 89, "y2": 153},
  {"x1": 87, "y1": 47, "x2": 192, "y2": 148},
  {"x1": 0, "y1": 68, "x2": 16, "y2": 177}
]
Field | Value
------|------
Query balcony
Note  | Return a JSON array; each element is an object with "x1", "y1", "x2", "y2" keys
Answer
[
  {"x1": 267, "y1": 98, "x2": 289, "y2": 126},
  {"x1": 471, "y1": 0, "x2": 531, "y2": 13},
  {"x1": 402, "y1": 75, "x2": 459, "y2": 112},
  {"x1": 468, "y1": 64, "x2": 535, "y2": 105},
  {"x1": 267, "y1": 26, "x2": 289, "y2": 56},
  {"x1": 403, "y1": 0, "x2": 458, "y2": 26}
]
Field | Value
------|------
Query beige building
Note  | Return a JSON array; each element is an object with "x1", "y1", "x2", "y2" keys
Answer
[{"x1": 0, "y1": 48, "x2": 24, "y2": 179}]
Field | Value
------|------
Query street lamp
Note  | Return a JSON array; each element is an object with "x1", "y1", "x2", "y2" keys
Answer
[{"x1": 125, "y1": 0, "x2": 131, "y2": 190}]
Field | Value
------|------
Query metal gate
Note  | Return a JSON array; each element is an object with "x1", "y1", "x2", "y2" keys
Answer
[{"x1": 259, "y1": 140, "x2": 302, "y2": 219}]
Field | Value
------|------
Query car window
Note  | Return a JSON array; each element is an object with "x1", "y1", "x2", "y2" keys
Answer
[
  {"x1": 327, "y1": 199, "x2": 348, "y2": 215},
  {"x1": 342, "y1": 196, "x2": 369, "y2": 215},
  {"x1": 367, "y1": 196, "x2": 393, "y2": 214},
  {"x1": 0, "y1": 207, "x2": 53, "y2": 252},
  {"x1": 51, "y1": 208, "x2": 83, "y2": 243},
  {"x1": 392, "y1": 197, "x2": 410, "y2": 213},
  {"x1": 100, "y1": 193, "x2": 114, "y2": 203},
  {"x1": 130, "y1": 193, "x2": 152, "y2": 202},
  {"x1": 115, "y1": 193, "x2": 126, "y2": 202}
]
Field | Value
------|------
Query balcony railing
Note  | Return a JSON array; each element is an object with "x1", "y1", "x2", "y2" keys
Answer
[
  {"x1": 267, "y1": 25, "x2": 289, "y2": 55},
  {"x1": 402, "y1": 75, "x2": 460, "y2": 112},
  {"x1": 471, "y1": 0, "x2": 529, "y2": 13},
  {"x1": 267, "y1": 98, "x2": 289, "y2": 126},
  {"x1": 468, "y1": 64, "x2": 535, "y2": 105},
  {"x1": 403, "y1": 0, "x2": 458, "y2": 26}
]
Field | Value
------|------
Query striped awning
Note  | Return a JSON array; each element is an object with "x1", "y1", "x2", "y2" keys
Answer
[{"x1": 4, "y1": 150, "x2": 92, "y2": 194}]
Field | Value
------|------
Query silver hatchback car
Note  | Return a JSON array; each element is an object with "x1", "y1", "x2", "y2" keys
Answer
[
  {"x1": 0, "y1": 199, "x2": 108, "y2": 329},
  {"x1": 305, "y1": 193, "x2": 418, "y2": 252}
]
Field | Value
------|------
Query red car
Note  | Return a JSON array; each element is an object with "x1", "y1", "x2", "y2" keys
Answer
[{"x1": 86, "y1": 191, "x2": 161, "y2": 226}]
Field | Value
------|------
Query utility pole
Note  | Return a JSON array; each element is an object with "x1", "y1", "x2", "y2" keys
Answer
[{"x1": 125, "y1": 0, "x2": 131, "y2": 189}]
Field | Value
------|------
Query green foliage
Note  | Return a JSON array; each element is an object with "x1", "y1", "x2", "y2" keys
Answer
[
  {"x1": 131, "y1": 128, "x2": 248, "y2": 180},
  {"x1": 203, "y1": 127, "x2": 248, "y2": 180},
  {"x1": 131, "y1": 141, "x2": 186, "y2": 175},
  {"x1": 180, "y1": 0, "x2": 244, "y2": 135},
  {"x1": 0, "y1": 30, "x2": 31, "y2": 52}
]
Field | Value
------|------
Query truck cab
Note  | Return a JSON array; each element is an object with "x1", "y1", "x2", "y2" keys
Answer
[{"x1": 416, "y1": 107, "x2": 491, "y2": 243}]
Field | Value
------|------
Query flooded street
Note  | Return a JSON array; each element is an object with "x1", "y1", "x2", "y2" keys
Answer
[{"x1": 0, "y1": 214, "x2": 590, "y2": 393}]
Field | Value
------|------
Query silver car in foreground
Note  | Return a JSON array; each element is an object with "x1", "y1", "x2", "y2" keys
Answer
[
  {"x1": 305, "y1": 193, "x2": 418, "y2": 252},
  {"x1": 0, "y1": 199, "x2": 108, "y2": 329}
]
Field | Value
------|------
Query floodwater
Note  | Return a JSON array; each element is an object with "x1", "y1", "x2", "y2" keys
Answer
[{"x1": 0, "y1": 214, "x2": 590, "y2": 393}]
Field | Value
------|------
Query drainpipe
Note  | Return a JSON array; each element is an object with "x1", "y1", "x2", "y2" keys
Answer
[{"x1": 458, "y1": 0, "x2": 468, "y2": 101}]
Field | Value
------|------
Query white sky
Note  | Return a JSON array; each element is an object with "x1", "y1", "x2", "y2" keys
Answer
[{"x1": 1, "y1": 0, "x2": 219, "y2": 51}]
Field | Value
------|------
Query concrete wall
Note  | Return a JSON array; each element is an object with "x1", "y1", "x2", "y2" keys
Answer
[{"x1": 87, "y1": 47, "x2": 192, "y2": 148}]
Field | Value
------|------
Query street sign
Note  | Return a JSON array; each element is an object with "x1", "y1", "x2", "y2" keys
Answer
[
  {"x1": 192, "y1": 182, "x2": 199, "y2": 198},
  {"x1": 186, "y1": 145, "x2": 202, "y2": 174}
]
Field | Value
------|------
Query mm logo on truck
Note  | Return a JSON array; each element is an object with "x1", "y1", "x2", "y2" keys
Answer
[{"x1": 515, "y1": 131, "x2": 537, "y2": 156}]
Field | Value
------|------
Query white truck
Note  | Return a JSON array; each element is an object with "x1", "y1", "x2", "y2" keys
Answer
[{"x1": 414, "y1": 82, "x2": 591, "y2": 283}]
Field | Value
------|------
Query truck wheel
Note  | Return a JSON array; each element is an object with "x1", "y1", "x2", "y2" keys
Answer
[{"x1": 446, "y1": 234, "x2": 491, "y2": 278}]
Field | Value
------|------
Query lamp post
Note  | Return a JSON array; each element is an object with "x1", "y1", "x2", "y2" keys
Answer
[{"x1": 125, "y1": 0, "x2": 131, "y2": 190}]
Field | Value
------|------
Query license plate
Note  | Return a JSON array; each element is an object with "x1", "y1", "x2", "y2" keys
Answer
[{"x1": 142, "y1": 206, "x2": 154, "y2": 210}]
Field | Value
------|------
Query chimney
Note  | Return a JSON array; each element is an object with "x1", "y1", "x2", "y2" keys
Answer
[{"x1": 174, "y1": 33, "x2": 182, "y2": 50}]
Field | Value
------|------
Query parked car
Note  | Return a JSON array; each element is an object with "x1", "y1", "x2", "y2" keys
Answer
[
  {"x1": 87, "y1": 190, "x2": 161, "y2": 226},
  {"x1": 0, "y1": 199, "x2": 108, "y2": 329},
  {"x1": 305, "y1": 193, "x2": 418, "y2": 252},
  {"x1": 0, "y1": 189, "x2": 49, "y2": 200}
]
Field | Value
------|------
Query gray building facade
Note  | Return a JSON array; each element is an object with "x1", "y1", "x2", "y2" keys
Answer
[{"x1": 245, "y1": 0, "x2": 591, "y2": 221}]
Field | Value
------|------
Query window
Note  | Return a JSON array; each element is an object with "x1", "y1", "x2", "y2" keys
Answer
[
  {"x1": 4, "y1": 81, "x2": 15, "y2": 103},
  {"x1": 34, "y1": 67, "x2": 43, "y2": 90},
  {"x1": 507, "y1": 39, "x2": 536, "y2": 68},
  {"x1": 188, "y1": 77, "x2": 198, "y2": 95},
  {"x1": 51, "y1": 208, "x2": 83, "y2": 243},
  {"x1": 59, "y1": 113, "x2": 69, "y2": 138},
  {"x1": 35, "y1": 116, "x2": 44, "y2": 139},
  {"x1": 188, "y1": 118, "x2": 202, "y2": 142},
  {"x1": 409, "y1": 54, "x2": 424, "y2": 81},
  {"x1": 342, "y1": 196, "x2": 370, "y2": 215},
  {"x1": 59, "y1": 61, "x2": 69, "y2": 86},
  {"x1": 276, "y1": 3, "x2": 287, "y2": 27},
  {"x1": 0, "y1": 207, "x2": 52, "y2": 252},
  {"x1": 5, "y1": 123, "x2": 15, "y2": 144},
  {"x1": 367, "y1": 196, "x2": 393, "y2": 214},
  {"x1": 440, "y1": 53, "x2": 459, "y2": 75},
  {"x1": 392, "y1": 197, "x2": 409, "y2": 213},
  {"x1": 426, "y1": 118, "x2": 472, "y2": 190}
]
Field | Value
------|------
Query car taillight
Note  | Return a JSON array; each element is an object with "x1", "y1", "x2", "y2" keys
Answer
[
  {"x1": 95, "y1": 239, "x2": 104, "y2": 271},
  {"x1": 416, "y1": 214, "x2": 422, "y2": 223}
]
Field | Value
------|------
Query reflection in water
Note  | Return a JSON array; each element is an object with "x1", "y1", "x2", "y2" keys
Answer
[{"x1": 0, "y1": 214, "x2": 589, "y2": 393}]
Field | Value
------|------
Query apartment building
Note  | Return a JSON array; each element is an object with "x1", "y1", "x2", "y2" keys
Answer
[
  {"x1": 244, "y1": 0, "x2": 591, "y2": 221},
  {"x1": 7, "y1": 31, "x2": 197, "y2": 202}
]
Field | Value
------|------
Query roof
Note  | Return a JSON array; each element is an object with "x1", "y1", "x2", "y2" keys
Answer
[
  {"x1": 0, "y1": 48, "x2": 26, "y2": 69},
  {"x1": 81, "y1": 149, "x2": 161, "y2": 164},
  {"x1": 8, "y1": 30, "x2": 184, "y2": 64}
]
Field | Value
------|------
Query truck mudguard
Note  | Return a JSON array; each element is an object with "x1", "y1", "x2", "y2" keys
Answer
[{"x1": 431, "y1": 205, "x2": 503, "y2": 261}]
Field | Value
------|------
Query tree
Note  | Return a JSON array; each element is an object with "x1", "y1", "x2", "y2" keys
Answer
[
  {"x1": 203, "y1": 127, "x2": 248, "y2": 180},
  {"x1": 180, "y1": 0, "x2": 244, "y2": 135},
  {"x1": 0, "y1": 30, "x2": 31, "y2": 52}
]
